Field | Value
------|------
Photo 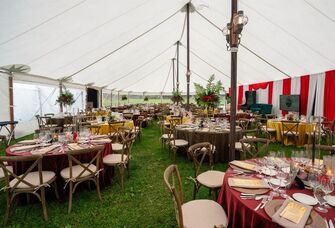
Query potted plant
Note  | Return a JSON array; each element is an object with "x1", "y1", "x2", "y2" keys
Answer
[
  {"x1": 56, "y1": 89, "x2": 75, "y2": 112},
  {"x1": 194, "y1": 75, "x2": 223, "y2": 113},
  {"x1": 121, "y1": 95, "x2": 127, "y2": 101},
  {"x1": 171, "y1": 90, "x2": 184, "y2": 105},
  {"x1": 144, "y1": 96, "x2": 149, "y2": 101}
]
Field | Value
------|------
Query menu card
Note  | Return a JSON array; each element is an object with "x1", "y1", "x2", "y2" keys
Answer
[{"x1": 279, "y1": 201, "x2": 307, "y2": 224}]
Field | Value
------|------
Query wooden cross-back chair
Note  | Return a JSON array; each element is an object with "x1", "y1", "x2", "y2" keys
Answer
[
  {"x1": 0, "y1": 155, "x2": 58, "y2": 224},
  {"x1": 256, "y1": 117, "x2": 276, "y2": 140},
  {"x1": 133, "y1": 116, "x2": 144, "y2": 141},
  {"x1": 35, "y1": 115, "x2": 61, "y2": 133},
  {"x1": 281, "y1": 120, "x2": 300, "y2": 146},
  {"x1": 239, "y1": 138, "x2": 270, "y2": 160},
  {"x1": 60, "y1": 146, "x2": 104, "y2": 213},
  {"x1": 304, "y1": 144, "x2": 335, "y2": 155},
  {"x1": 187, "y1": 142, "x2": 225, "y2": 200},
  {"x1": 163, "y1": 164, "x2": 228, "y2": 228},
  {"x1": 169, "y1": 117, "x2": 182, "y2": 128},
  {"x1": 108, "y1": 121, "x2": 125, "y2": 138},
  {"x1": 237, "y1": 118, "x2": 250, "y2": 131},
  {"x1": 164, "y1": 125, "x2": 188, "y2": 163},
  {"x1": 103, "y1": 134, "x2": 136, "y2": 190}
]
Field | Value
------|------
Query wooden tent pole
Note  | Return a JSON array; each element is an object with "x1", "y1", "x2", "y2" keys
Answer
[
  {"x1": 229, "y1": 0, "x2": 238, "y2": 161},
  {"x1": 186, "y1": 3, "x2": 190, "y2": 111},
  {"x1": 59, "y1": 81, "x2": 63, "y2": 112}
]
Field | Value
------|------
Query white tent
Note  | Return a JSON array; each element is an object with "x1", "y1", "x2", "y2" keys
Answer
[{"x1": 1, "y1": 0, "x2": 335, "y2": 136}]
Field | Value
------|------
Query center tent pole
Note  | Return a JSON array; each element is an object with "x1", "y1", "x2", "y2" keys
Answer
[{"x1": 186, "y1": 3, "x2": 191, "y2": 111}]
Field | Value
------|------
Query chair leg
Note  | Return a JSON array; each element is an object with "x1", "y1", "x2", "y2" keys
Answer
[
  {"x1": 193, "y1": 183, "x2": 199, "y2": 200},
  {"x1": 68, "y1": 182, "x2": 73, "y2": 214},
  {"x1": 127, "y1": 162, "x2": 130, "y2": 178},
  {"x1": 4, "y1": 192, "x2": 11, "y2": 225},
  {"x1": 53, "y1": 181, "x2": 60, "y2": 200},
  {"x1": 95, "y1": 177, "x2": 102, "y2": 202},
  {"x1": 40, "y1": 187, "x2": 48, "y2": 221},
  {"x1": 118, "y1": 165, "x2": 125, "y2": 190}
]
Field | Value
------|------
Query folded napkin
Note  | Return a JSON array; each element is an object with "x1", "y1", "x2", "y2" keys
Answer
[
  {"x1": 91, "y1": 139, "x2": 111, "y2": 144},
  {"x1": 90, "y1": 134, "x2": 108, "y2": 139},
  {"x1": 228, "y1": 177, "x2": 269, "y2": 189},
  {"x1": 271, "y1": 199, "x2": 312, "y2": 228},
  {"x1": 11, "y1": 144, "x2": 41, "y2": 152},
  {"x1": 230, "y1": 160, "x2": 256, "y2": 171},
  {"x1": 68, "y1": 143, "x2": 84, "y2": 151},
  {"x1": 17, "y1": 139, "x2": 38, "y2": 145},
  {"x1": 31, "y1": 145, "x2": 59, "y2": 155}
]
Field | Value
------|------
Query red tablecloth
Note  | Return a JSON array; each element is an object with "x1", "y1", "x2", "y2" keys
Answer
[
  {"x1": 217, "y1": 167, "x2": 335, "y2": 228},
  {"x1": 5, "y1": 143, "x2": 112, "y2": 188}
]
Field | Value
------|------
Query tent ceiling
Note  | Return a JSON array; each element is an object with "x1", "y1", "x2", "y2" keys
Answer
[{"x1": 1, "y1": 0, "x2": 335, "y2": 93}]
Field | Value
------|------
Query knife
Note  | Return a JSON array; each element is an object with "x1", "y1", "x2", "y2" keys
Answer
[
  {"x1": 329, "y1": 219, "x2": 334, "y2": 228},
  {"x1": 324, "y1": 218, "x2": 329, "y2": 228}
]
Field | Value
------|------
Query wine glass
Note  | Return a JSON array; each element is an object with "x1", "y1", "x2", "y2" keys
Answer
[
  {"x1": 308, "y1": 170, "x2": 319, "y2": 190},
  {"x1": 255, "y1": 158, "x2": 265, "y2": 178},
  {"x1": 265, "y1": 176, "x2": 279, "y2": 197},
  {"x1": 314, "y1": 185, "x2": 328, "y2": 213},
  {"x1": 320, "y1": 178, "x2": 334, "y2": 208},
  {"x1": 277, "y1": 170, "x2": 289, "y2": 198}
]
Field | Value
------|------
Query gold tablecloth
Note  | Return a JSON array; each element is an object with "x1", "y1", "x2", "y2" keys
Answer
[
  {"x1": 267, "y1": 120, "x2": 314, "y2": 146},
  {"x1": 92, "y1": 120, "x2": 134, "y2": 134}
]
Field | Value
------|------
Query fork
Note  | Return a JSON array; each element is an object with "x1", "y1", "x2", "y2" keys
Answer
[{"x1": 254, "y1": 197, "x2": 267, "y2": 211}]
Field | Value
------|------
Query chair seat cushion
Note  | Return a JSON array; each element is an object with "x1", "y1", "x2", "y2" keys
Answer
[
  {"x1": 161, "y1": 134, "x2": 173, "y2": 139},
  {"x1": 0, "y1": 166, "x2": 13, "y2": 179},
  {"x1": 171, "y1": 139, "x2": 188, "y2": 147},
  {"x1": 112, "y1": 143, "x2": 123, "y2": 151},
  {"x1": 60, "y1": 164, "x2": 96, "y2": 179},
  {"x1": 103, "y1": 154, "x2": 128, "y2": 166},
  {"x1": 197, "y1": 170, "x2": 225, "y2": 188},
  {"x1": 182, "y1": 199, "x2": 228, "y2": 228},
  {"x1": 10, "y1": 171, "x2": 56, "y2": 188}
]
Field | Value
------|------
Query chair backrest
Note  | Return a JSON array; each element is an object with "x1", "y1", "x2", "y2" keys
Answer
[
  {"x1": 0, "y1": 155, "x2": 43, "y2": 190},
  {"x1": 123, "y1": 113, "x2": 133, "y2": 120},
  {"x1": 239, "y1": 138, "x2": 270, "y2": 159},
  {"x1": 164, "y1": 125, "x2": 176, "y2": 147},
  {"x1": 86, "y1": 124, "x2": 101, "y2": 135},
  {"x1": 108, "y1": 121, "x2": 125, "y2": 137},
  {"x1": 237, "y1": 118, "x2": 250, "y2": 131},
  {"x1": 188, "y1": 142, "x2": 214, "y2": 177},
  {"x1": 304, "y1": 144, "x2": 335, "y2": 155},
  {"x1": 119, "y1": 135, "x2": 136, "y2": 162},
  {"x1": 163, "y1": 164, "x2": 184, "y2": 228},
  {"x1": 66, "y1": 145, "x2": 104, "y2": 179},
  {"x1": 169, "y1": 117, "x2": 182, "y2": 128},
  {"x1": 281, "y1": 121, "x2": 300, "y2": 135}
]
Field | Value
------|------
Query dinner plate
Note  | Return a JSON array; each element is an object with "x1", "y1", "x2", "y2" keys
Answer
[
  {"x1": 281, "y1": 167, "x2": 290, "y2": 174},
  {"x1": 324, "y1": 195, "x2": 335, "y2": 207},
  {"x1": 292, "y1": 193, "x2": 318, "y2": 206},
  {"x1": 262, "y1": 168, "x2": 277, "y2": 176}
]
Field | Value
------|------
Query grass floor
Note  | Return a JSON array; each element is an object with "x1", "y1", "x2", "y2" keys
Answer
[{"x1": 0, "y1": 123, "x2": 295, "y2": 227}]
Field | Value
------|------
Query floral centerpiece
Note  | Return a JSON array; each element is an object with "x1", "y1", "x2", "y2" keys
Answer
[
  {"x1": 171, "y1": 90, "x2": 184, "y2": 104},
  {"x1": 194, "y1": 75, "x2": 223, "y2": 110},
  {"x1": 56, "y1": 90, "x2": 75, "y2": 111}
]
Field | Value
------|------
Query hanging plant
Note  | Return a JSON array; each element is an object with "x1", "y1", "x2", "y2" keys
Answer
[
  {"x1": 122, "y1": 95, "x2": 128, "y2": 101},
  {"x1": 144, "y1": 96, "x2": 149, "y2": 101},
  {"x1": 194, "y1": 75, "x2": 223, "y2": 109},
  {"x1": 56, "y1": 89, "x2": 75, "y2": 106},
  {"x1": 171, "y1": 90, "x2": 184, "y2": 104}
]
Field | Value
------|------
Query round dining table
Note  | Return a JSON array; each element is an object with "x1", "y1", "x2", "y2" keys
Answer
[
  {"x1": 175, "y1": 126, "x2": 242, "y2": 162},
  {"x1": 97, "y1": 120, "x2": 134, "y2": 135},
  {"x1": 217, "y1": 164, "x2": 334, "y2": 228}
]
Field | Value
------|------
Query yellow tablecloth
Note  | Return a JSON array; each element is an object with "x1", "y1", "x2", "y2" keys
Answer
[
  {"x1": 165, "y1": 115, "x2": 190, "y2": 125},
  {"x1": 92, "y1": 120, "x2": 134, "y2": 135},
  {"x1": 267, "y1": 120, "x2": 314, "y2": 146}
]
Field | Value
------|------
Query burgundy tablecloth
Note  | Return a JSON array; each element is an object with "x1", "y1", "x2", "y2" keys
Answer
[
  {"x1": 5, "y1": 143, "x2": 112, "y2": 188},
  {"x1": 217, "y1": 167, "x2": 335, "y2": 228}
]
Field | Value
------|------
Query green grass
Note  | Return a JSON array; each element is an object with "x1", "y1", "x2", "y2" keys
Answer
[{"x1": 0, "y1": 123, "x2": 294, "y2": 227}]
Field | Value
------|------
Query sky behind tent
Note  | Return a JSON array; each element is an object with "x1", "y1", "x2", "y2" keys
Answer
[{"x1": 1, "y1": 0, "x2": 335, "y2": 93}]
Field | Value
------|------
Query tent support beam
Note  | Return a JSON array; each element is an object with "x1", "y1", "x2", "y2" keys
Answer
[
  {"x1": 186, "y1": 3, "x2": 190, "y2": 111},
  {"x1": 172, "y1": 58, "x2": 176, "y2": 92},
  {"x1": 176, "y1": 41, "x2": 180, "y2": 92},
  {"x1": 8, "y1": 75, "x2": 14, "y2": 134},
  {"x1": 229, "y1": 0, "x2": 238, "y2": 161},
  {"x1": 59, "y1": 81, "x2": 63, "y2": 112}
]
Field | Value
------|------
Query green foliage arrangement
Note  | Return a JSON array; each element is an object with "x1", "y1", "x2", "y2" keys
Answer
[
  {"x1": 194, "y1": 75, "x2": 223, "y2": 108},
  {"x1": 122, "y1": 95, "x2": 128, "y2": 101},
  {"x1": 56, "y1": 89, "x2": 75, "y2": 106},
  {"x1": 108, "y1": 114, "x2": 116, "y2": 124},
  {"x1": 144, "y1": 96, "x2": 149, "y2": 101},
  {"x1": 170, "y1": 90, "x2": 184, "y2": 104}
]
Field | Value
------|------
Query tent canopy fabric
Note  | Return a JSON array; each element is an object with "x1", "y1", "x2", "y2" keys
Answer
[{"x1": 1, "y1": 0, "x2": 335, "y2": 93}]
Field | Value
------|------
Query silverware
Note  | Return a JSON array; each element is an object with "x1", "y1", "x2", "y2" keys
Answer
[
  {"x1": 254, "y1": 197, "x2": 267, "y2": 211},
  {"x1": 261, "y1": 195, "x2": 273, "y2": 209},
  {"x1": 324, "y1": 218, "x2": 329, "y2": 228},
  {"x1": 329, "y1": 219, "x2": 334, "y2": 228}
]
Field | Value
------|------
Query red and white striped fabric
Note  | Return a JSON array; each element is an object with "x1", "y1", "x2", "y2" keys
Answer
[{"x1": 236, "y1": 69, "x2": 335, "y2": 121}]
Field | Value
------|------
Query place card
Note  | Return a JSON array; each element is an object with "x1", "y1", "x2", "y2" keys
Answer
[
  {"x1": 230, "y1": 160, "x2": 256, "y2": 171},
  {"x1": 228, "y1": 178, "x2": 269, "y2": 189},
  {"x1": 68, "y1": 143, "x2": 84, "y2": 150},
  {"x1": 279, "y1": 201, "x2": 307, "y2": 224}
]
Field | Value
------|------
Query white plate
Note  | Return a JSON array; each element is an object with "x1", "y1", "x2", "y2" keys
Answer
[
  {"x1": 292, "y1": 193, "x2": 318, "y2": 206},
  {"x1": 262, "y1": 168, "x2": 277, "y2": 176},
  {"x1": 325, "y1": 195, "x2": 335, "y2": 207},
  {"x1": 281, "y1": 167, "x2": 290, "y2": 174},
  {"x1": 269, "y1": 178, "x2": 286, "y2": 187}
]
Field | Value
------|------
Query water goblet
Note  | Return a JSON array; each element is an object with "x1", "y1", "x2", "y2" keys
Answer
[{"x1": 314, "y1": 185, "x2": 328, "y2": 213}]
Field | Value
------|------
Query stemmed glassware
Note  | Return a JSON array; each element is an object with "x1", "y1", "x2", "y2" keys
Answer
[
  {"x1": 320, "y1": 177, "x2": 334, "y2": 209},
  {"x1": 255, "y1": 158, "x2": 265, "y2": 178},
  {"x1": 314, "y1": 185, "x2": 328, "y2": 213}
]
